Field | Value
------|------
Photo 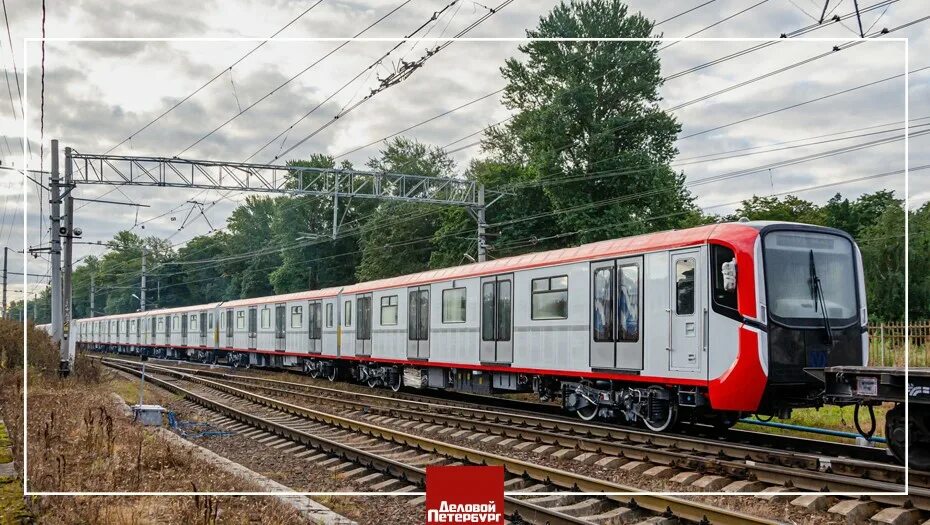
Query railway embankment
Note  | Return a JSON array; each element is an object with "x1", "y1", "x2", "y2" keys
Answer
[{"x1": 0, "y1": 319, "x2": 313, "y2": 524}]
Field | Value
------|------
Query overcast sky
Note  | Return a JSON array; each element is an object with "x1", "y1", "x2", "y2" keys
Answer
[{"x1": 0, "y1": 0, "x2": 926, "y2": 305}]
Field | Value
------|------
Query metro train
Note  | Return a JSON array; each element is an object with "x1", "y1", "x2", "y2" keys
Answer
[{"x1": 72, "y1": 221, "x2": 869, "y2": 431}]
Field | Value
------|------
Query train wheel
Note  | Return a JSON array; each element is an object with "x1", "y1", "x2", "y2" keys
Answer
[
  {"x1": 327, "y1": 364, "x2": 338, "y2": 382},
  {"x1": 643, "y1": 387, "x2": 678, "y2": 432},
  {"x1": 390, "y1": 370, "x2": 403, "y2": 392},
  {"x1": 886, "y1": 404, "x2": 906, "y2": 466},
  {"x1": 367, "y1": 376, "x2": 379, "y2": 388},
  {"x1": 309, "y1": 366, "x2": 321, "y2": 379},
  {"x1": 576, "y1": 402, "x2": 599, "y2": 421}
]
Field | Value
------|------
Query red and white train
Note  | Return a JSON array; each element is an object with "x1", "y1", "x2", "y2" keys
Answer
[{"x1": 73, "y1": 221, "x2": 868, "y2": 431}]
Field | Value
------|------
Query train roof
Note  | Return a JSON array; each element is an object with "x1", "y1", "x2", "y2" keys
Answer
[{"x1": 79, "y1": 221, "x2": 794, "y2": 319}]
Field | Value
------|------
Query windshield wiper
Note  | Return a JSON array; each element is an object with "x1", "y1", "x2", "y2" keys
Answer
[{"x1": 808, "y1": 249, "x2": 834, "y2": 346}]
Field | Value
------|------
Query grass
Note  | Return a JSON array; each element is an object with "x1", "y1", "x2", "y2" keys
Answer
[
  {"x1": 0, "y1": 477, "x2": 29, "y2": 525},
  {"x1": 0, "y1": 320, "x2": 306, "y2": 524},
  {"x1": 108, "y1": 377, "x2": 179, "y2": 407},
  {"x1": 868, "y1": 343, "x2": 930, "y2": 367},
  {"x1": 736, "y1": 404, "x2": 890, "y2": 445},
  {"x1": 0, "y1": 423, "x2": 11, "y2": 464}
]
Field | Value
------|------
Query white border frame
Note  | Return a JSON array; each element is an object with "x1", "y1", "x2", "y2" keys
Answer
[{"x1": 19, "y1": 35, "x2": 909, "y2": 499}]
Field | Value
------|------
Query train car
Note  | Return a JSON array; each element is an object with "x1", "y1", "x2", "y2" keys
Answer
[
  {"x1": 820, "y1": 366, "x2": 930, "y2": 468},
  {"x1": 75, "y1": 221, "x2": 870, "y2": 431}
]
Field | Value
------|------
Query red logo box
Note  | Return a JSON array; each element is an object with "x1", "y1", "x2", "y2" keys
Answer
[{"x1": 425, "y1": 465, "x2": 504, "y2": 524}]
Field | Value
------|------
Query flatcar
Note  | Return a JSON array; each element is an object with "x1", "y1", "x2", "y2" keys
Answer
[
  {"x1": 820, "y1": 366, "x2": 930, "y2": 468},
  {"x1": 74, "y1": 221, "x2": 870, "y2": 431}
]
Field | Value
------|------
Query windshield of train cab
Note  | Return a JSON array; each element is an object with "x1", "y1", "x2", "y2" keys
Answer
[{"x1": 763, "y1": 230, "x2": 859, "y2": 328}]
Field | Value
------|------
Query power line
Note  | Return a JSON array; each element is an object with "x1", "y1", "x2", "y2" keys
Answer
[
  {"x1": 246, "y1": 0, "x2": 469, "y2": 163},
  {"x1": 84, "y1": 164, "x2": 924, "y2": 307},
  {"x1": 332, "y1": 88, "x2": 505, "y2": 159},
  {"x1": 268, "y1": 0, "x2": 514, "y2": 163},
  {"x1": 175, "y1": 0, "x2": 414, "y2": 158},
  {"x1": 72, "y1": 122, "x2": 921, "y2": 288},
  {"x1": 104, "y1": 0, "x2": 325, "y2": 155},
  {"x1": 0, "y1": 0, "x2": 22, "y2": 114},
  {"x1": 58, "y1": 3, "x2": 908, "y2": 290}
]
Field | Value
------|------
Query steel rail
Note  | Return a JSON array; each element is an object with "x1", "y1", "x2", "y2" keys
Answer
[
  {"x1": 122, "y1": 358, "x2": 912, "y2": 489},
  {"x1": 104, "y1": 360, "x2": 592, "y2": 525},
  {"x1": 103, "y1": 358, "x2": 778, "y2": 525}
]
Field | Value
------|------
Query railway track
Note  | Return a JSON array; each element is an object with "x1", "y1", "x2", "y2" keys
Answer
[
  {"x1": 105, "y1": 356, "x2": 925, "y2": 503},
  {"x1": 131, "y1": 353, "x2": 896, "y2": 465},
  {"x1": 103, "y1": 357, "x2": 780, "y2": 525}
]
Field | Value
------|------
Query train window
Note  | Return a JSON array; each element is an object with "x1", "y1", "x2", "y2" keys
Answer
[
  {"x1": 309, "y1": 303, "x2": 322, "y2": 339},
  {"x1": 676, "y1": 259, "x2": 696, "y2": 315},
  {"x1": 260, "y1": 307, "x2": 271, "y2": 329},
  {"x1": 344, "y1": 300, "x2": 352, "y2": 327},
  {"x1": 380, "y1": 296, "x2": 398, "y2": 325},
  {"x1": 419, "y1": 290, "x2": 429, "y2": 340},
  {"x1": 326, "y1": 303, "x2": 334, "y2": 327},
  {"x1": 275, "y1": 305, "x2": 286, "y2": 338},
  {"x1": 248, "y1": 308, "x2": 258, "y2": 335},
  {"x1": 497, "y1": 280, "x2": 512, "y2": 341},
  {"x1": 226, "y1": 310, "x2": 234, "y2": 337},
  {"x1": 481, "y1": 283, "x2": 494, "y2": 341},
  {"x1": 711, "y1": 245, "x2": 738, "y2": 311},
  {"x1": 190, "y1": 315, "x2": 198, "y2": 330},
  {"x1": 357, "y1": 297, "x2": 371, "y2": 340},
  {"x1": 208, "y1": 313, "x2": 214, "y2": 329},
  {"x1": 593, "y1": 268, "x2": 613, "y2": 342},
  {"x1": 442, "y1": 288, "x2": 466, "y2": 323},
  {"x1": 618, "y1": 265, "x2": 639, "y2": 342},
  {"x1": 236, "y1": 311, "x2": 246, "y2": 329},
  {"x1": 408, "y1": 289, "x2": 429, "y2": 341},
  {"x1": 291, "y1": 306, "x2": 303, "y2": 328},
  {"x1": 531, "y1": 275, "x2": 569, "y2": 320}
]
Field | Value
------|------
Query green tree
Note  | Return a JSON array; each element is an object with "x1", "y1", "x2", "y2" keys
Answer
[
  {"x1": 356, "y1": 138, "x2": 455, "y2": 281},
  {"x1": 494, "y1": 0, "x2": 694, "y2": 243},
  {"x1": 268, "y1": 155, "x2": 363, "y2": 293},
  {"x1": 859, "y1": 204, "x2": 905, "y2": 322},
  {"x1": 909, "y1": 203, "x2": 930, "y2": 321},
  {"x1": 729, "y1": 195, "x2": 825, "y2": 225},
  {"x1": 223, "y1": 196, "x2": 281, "y2": 298}
]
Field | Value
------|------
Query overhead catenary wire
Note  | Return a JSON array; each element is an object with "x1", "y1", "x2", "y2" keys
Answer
[
  {"x1": 61, "y1": 1, "x2": 908, "y2": 286},
  {"x1": 104, "y1": 0, "x2": 326, "y2": 155},
  {"x1": 82, "y1": 164, "x2": 925, "y2": 301},
  {"x1": 267, "y1": 0, "x2": 514, "y2": 163},
  {"x1": 175, "y1": 0, "x2": 415, "y2": 159},
  {"x1": 67, "y1": 123, "x2": 919, "y2": 289},
  {"x1": 243, "y1": 0, "x2": 462, "y2": 163},
  {"x1": 71, "y1": 0, "x2": 852, "y2": 250}
]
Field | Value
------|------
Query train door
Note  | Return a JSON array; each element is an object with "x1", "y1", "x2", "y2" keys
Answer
[
  {"x1": 136, "y1": 317, "x2": 141, "y2": 345},
  {"x1": 248, "y1": 307, "x2": 257, "y2": 350},
  {"x1": 356, "y1": 294, "x2": 372, "y2": 356},
  {"x1": 199, "y1": 312, "x2": 208, "y2": 346},
  {"x1": 308, "y1": 301, "x2": 322, "y2": 354},
  {"x1": 479, "y1": 274, "x2": 513, "y2": 364},
  {"x1": 181, "y1": 315, "x2": 188, "y2": 346},
  {"x1": 669, "y1": 249, "x2": 703, "y2": 371},
  {"x1": 225, "y1": 308, "x2": 234, "y2": 347},
  {"x1": 407, "y1": 286, "x2": 429, "y2": 359},
  {"x1": 590, "y1": 257, "x2": 643, "y2": 370},
  {"x1": 274, "y1": 303, "x2": 286, "y2": 351}
]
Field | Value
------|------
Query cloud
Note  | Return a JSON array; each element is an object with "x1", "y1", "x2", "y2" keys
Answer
[{"x1": 1, "y1": 0, "x2": 926, "y2": 286}]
